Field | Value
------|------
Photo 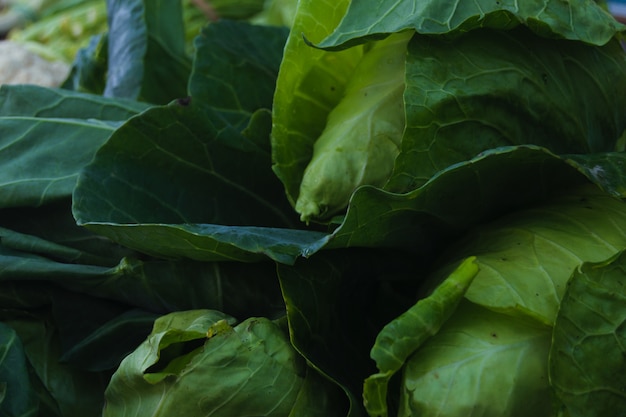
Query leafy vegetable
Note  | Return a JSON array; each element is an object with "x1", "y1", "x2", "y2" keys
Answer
[
  {"x1": 103, "y1": 310, "x2": 339, "y2": 417},
  {"x1": 317, "y1": 0, "x2": 626, "y2": 49},
  {"x1": 274, "y1": 0, "x2": 626, "y2": 217},
  {"x1": 1, "y1": 0, "x2": 626, "y2": 416},
  {"x1": 363, "y1": 257, "x2": 478, "y2": 417},
  {"x1": 399, "y1": 301, "x2": 553, "y2": 417},
  {"x1": 432, "y1": 184, "x2": 626, "y2": 325},
  {"x1": 550, "y1": 250, "x2": 626, "y2": 416},
  {"x1": 388, "y1": 27, "x2": 626, "y2": 191}
]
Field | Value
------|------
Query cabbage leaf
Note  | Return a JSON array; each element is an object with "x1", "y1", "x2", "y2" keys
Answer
[
  {"x1": 431, "y1": 184, "x2": 626, "y2": 325},
  {"x1": 550, "y1": 251, "x2": 626, "y2": 416},
  {"x1": 399, "y1": 301, "x2": 553, "y2": 417},
  {"x1": 317, "y1": 0, "x2": 625, "y2": 49}
]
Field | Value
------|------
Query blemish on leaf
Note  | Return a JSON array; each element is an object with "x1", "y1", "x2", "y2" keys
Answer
[{"x1": 177, "y1": 96, "x2": 192, "y2": 106}]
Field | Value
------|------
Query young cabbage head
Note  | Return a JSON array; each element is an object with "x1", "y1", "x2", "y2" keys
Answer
[{"x1": 295, "y1": 31, "x2": 412, "y2": 223}]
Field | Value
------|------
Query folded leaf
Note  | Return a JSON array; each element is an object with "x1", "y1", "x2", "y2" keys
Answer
[
  {"x1": 364, "y1": 256, "x2": 478, "y2": 417},
  {"x1": 271, "y1": 0, "x2": 364, "y2": 206},
  {"x1": 103, "y1": 311, "x2": 326, "y2": 417}
]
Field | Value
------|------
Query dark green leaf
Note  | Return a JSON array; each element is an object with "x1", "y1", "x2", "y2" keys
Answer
[
  {"x1": 0, "y1": 237, "x2": 285, "y2": 317},
  {"x1": 190, "y1": 19, "x2": 289, "y2": 123},
  {"x1": 550, "y1": 250, "x2": 626, "y2": 416},
  {"x1": 0, "y1": 116, "x2": 117, "y2": 208},
  {"x1": 387, "y1": 29, "x2": 626, "y2": 191},
  {"x1": 72, "y1": 20, "x2": 314, "y2": 263},
  {"x1": 317, "y1": 0, "x2": 625, "y2": 49},
  {"x1": 58, "y1": 309, "x2": 157, "y2": 372},
  {"x1": 0, "y1": 323, "x2": 38, "y2": 417},
  {"x1": 104, "y1": 0, "x2": 190, "y2": 103},
  {"x1": 0, "y1": 200, "x2": 134, "y2": 267},
  {"x1": 4, "y1": 318, "x2": 109, "y2": 417},
  {"x1": 278, "y1": 249, "x2": 420, "y2": 417},
  {"x1": 328, "y1": 146, "x2": 586, "y2": 252},
  {"x1": 61, "y1": 33, "x2": 109, "y2": 95},
  {"x1": 565, "y1": 152, "x2": 626, "y2": 197},
  {"x1": 77, "y1": 144, "x2": 626, "y2": 264},
  {"x1": 0, "y1": 84, "x2": 150, "y2": 120},
  {"x1": 0, "y1": 226, "x2": 114, "y2": 266}
]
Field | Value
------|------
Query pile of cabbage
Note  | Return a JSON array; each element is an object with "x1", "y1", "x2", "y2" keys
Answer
[{"x1": 1, "y1": 0, "x2": 626, "y2": 416}]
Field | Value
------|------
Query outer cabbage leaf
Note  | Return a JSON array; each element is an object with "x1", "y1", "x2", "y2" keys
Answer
[
  {"x1": 0, "y1": 84, "x2": 148, "y2": 209},
  {"x1": 3, "y1": 317, "x2": 110, "y2": 416},
  {"x1": 387, "y1": 28, "x2": 626, "y2": 192},
  {"x1": 271, "y1": 0, "x2": 363, "y2": 206},
  {"x1": 277, "y1": 248, "x2": 424, "y2": 417},
  {"x1": 0, "y1": 323, "x2": 37, "y2": 417},
  {"x1": 430, "y1": 184, "x2": 626, "y2": 325},
  {"x1": 0, "y1": 85, "x2": 150, "y2": 119},
  {"x1": 317, "y1": 0, "x2": 625, "y2": 49},
  {"x1": 104, "y1": 0, "x2": 190, "y2": 104},
  {"x1": 190, "y1": 20, "x2": 289, "y2": 127},
  {"x1": 78, "y1": 145, "x2": 626, "y2": 264},
  {"x1": 72, "y1": 20, "x2": 307, "y2": 264},
  {"x1": 550, "y1": 250, "x2": 626, "y2": 416},
  {"x1": 0, "y1": 234, "x2": 284, "y2": 318},
  {"x1": 103, "y1": 310, "x2": 338, "y2": 417},
  {"x1": 0, "y1": 116, "x2": 118, "y2": 209},
  {"x1": 399, "y1": 301, "x2": 553, "y2": 417},
  {"x1": 328, "y1": 146, "x2": 626, "y2": 252}
]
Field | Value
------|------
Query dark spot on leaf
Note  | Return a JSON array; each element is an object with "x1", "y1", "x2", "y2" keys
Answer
[
  {"x1": 542, "y1": 73, "x2": 548, "y2": 85},
  {"x1": 330, "y1": 85, "x2": 336, "y2": 92},
  {"x1": 500, "y1": 257, "x2": 507, "y2": 261},
  {"x1": 177, "y1": 96, "x2": 192, "y2": 106},
  {"x1": 491, "y1": 332, "x2": 497, "y2": 338}
]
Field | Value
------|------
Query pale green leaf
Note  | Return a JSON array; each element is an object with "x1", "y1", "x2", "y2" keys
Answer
[{"x1": 399, "y1": 301, "x2": 552, "y2": 417}]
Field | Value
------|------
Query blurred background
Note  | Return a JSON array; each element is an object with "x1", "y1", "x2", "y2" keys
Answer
[{"x1": 0, "y1": 0, "x2": 624, "y2": 87}]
